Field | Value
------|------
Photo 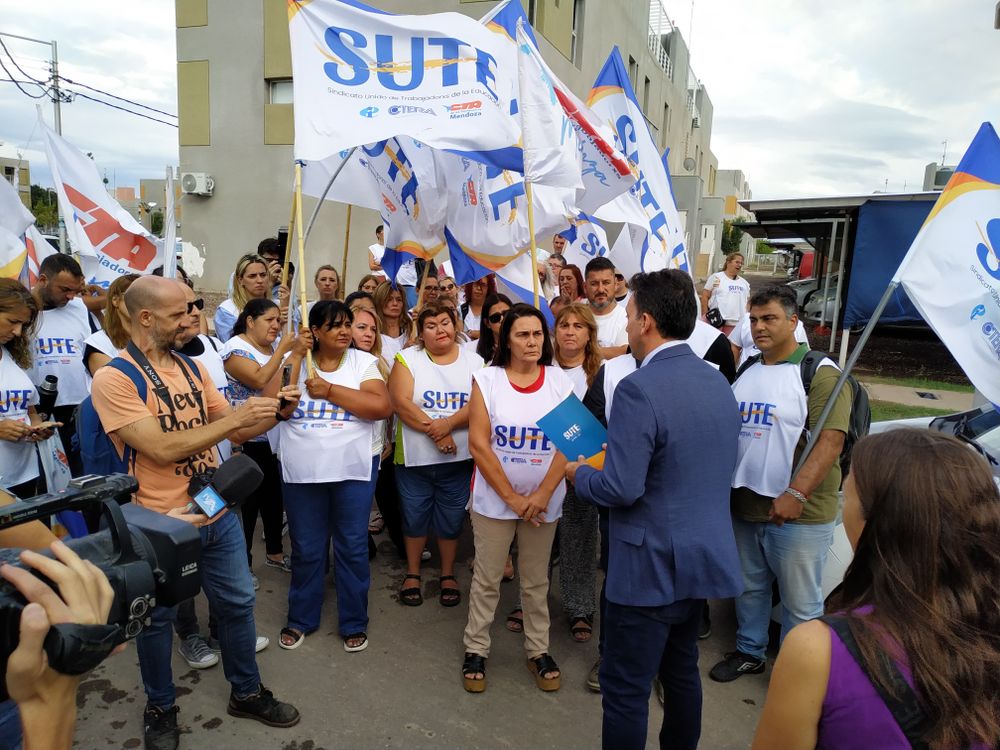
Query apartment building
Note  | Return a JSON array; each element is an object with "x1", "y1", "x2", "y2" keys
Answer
[
  {"x1": 0, "y1": 153, "x2": 31, "y2": 210},
  {"x1": 175, "y1": 0, "x2": 720, "y2": 290}
]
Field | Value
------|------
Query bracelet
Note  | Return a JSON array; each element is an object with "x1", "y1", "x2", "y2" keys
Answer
[{"x1": 784, "y1": 487, "x2": 809, "y2": 505}]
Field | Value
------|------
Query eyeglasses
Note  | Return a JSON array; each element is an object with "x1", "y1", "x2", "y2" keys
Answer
[
  {"x1": 440, "y1": 283, "x2": 456, "y2": 291},
  {"x1": 187, "y1": 298, "x2": 205, "y2": 313},
  {"x1": 487, "y1": 310, "x2": 510, "y2": 324}
]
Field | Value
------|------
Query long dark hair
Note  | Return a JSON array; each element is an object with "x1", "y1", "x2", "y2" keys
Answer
[
  {"x1": 309, "y1": 300, "x2": 353, "y2": 352},
  {"x1": 475, "y1": 293, "x2": 512, "y2": 363},
  {"x1": 493, "y1": 303, "x2": 553, "y2": 368},
  {"x1": 233, "y1": 298, "x2": 278, "y2": 337},
  {"x1": 0, "y1": 278, "x2": 38, "y2": 369},
  {"x1": 832, "y1": 429, "x2": 1000, "y2": 749}
]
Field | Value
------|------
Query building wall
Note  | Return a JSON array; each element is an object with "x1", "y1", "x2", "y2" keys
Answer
[
  {"x1": 1, "y1": 157, "x2": 32, "y2": 210},
  {"x1": 176, "y1": 0, "x2": 720, "y2": 291}
]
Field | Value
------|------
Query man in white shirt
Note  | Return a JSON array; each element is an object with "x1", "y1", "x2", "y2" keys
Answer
[
  {"x1": 585, "y1": 257, "x2": 628, "y2": 359},
  {"x1": 368, "y1": 225, "x2": 388, "y2": 281},
  {"x1": 30, "y1": 254, "x2": 96, "y2": 478}
]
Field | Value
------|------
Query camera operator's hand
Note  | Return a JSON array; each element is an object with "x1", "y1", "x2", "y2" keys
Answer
[
  {"x1": 233, "y1": 396, "x2": 281, "y2": 429},
  {"x1": 0, "y1": 419, "x2": 34, "y2": 442},
  {"x1": 1, "y1": 541, "x2": 117, "y2": 750},
  {"x1": 168, "y1": 505, "x2": 210, "y2": 527}
]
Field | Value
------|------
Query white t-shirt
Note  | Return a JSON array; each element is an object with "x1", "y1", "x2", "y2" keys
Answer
[
  {"x1": 32, "y1": 297, "x2": 93, "y2": 407},
  {"x1": 221, "y1": 337, "x2": 274, "y2": 444},
  {"x1": 685, "y1": 319, "x2": 724, "y2": 364},
  {"x1": 0, "y1": 349, "x2": 40, "y2": 488},
  {"x1": 729, "y1": 314, "x2": 809, "y2": 368},
  {"x1": 188, "y1": 335, "x2": 232, "y2": 461},
  {"x1": 470, "y1": 366, "x2": 573, "y2": 522},
  {"x1": 279, "y1": 349, "x2": 383, "y2": 483},
  {"x1": 368, "y1": 243, "x2": 388, "y2": 279},
  {"x1": 463, "y1": 308, "x2": 481, "y2": 335},
  {"x1": 380, "y1": 333, "x2": 407, "y2": 367},
  {"x1": 560, "y1": 363, "x2": 589, "y2": 399},
  {"x1": 705, "y1": 272, "x2": 751, "y2": 323},
  {"x1": 396, "y1": 346, "x2": 484, "y2": 466},
  {"x1": 396, "y1": 257, "x2": 418, "y2": 286},
  {"x1": 82, "y1": 329, "x2": 119, "y2": 388},
  {"x1": 592, "y1": 303, "x2": 628, "y2": 349}
]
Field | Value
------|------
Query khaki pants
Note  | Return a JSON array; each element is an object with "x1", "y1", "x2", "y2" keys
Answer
[{"x1": 463, "y1": 512, "x2": 558, "y2": 660}]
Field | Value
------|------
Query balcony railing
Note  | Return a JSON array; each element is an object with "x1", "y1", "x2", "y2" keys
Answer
[{"x1": 647, "y1": 0, "x2": 674, "y2": 78}]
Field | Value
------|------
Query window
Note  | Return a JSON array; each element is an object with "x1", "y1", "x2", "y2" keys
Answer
[
  {"x1": 570, "y1": 0, "x2": 583, "y2": 64},
  {"x1": 269, "y1": 79, "x2": 293, "y2": 104},
  {"x1": 2, "y1": 167, "x2": 14, "y2": 186},
  {"x1": 643, "y1": 76, "x2": 651, "y2": 114},
  {"x1": 628, "y1": 56, "x2": 638, "y2": 90}
]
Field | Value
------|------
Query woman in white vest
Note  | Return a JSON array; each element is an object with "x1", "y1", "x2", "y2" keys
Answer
[
  {"x1": 222, "y1": 298, "x2": 299, "y2": 586},
  {"x1": 0, "y1": 280, "x2": 56, "y2": 498},
  {"x1": 701, "y1": 252, "x2": 750, "y2": 334},
  {"x1": 388, "y1": 304, "x2": 484, "y2": 608},
  {"x1": 83, "y1": 273, "x2": 139, "y2": 379},
  {"x1": 373, "y1": 281, "x2": 411, "y2": 365},
  {"x1": 462, "y1": 303, "x2": 574, "y2": 694},
  {"x1": 277, "y1": 300, "x2": 392, "y2": 653},
  {"x1": 214, "y1": 254, "x2": 271, "y2": 343}
]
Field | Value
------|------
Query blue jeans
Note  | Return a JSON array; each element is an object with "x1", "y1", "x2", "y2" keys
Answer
[
  {"x1": 600, "y1": 598, "x2": 704, "y2": 750},
  {"x1": 395, "y1": 460, "x2": 473, "y2": 539},
  {"x1": 284, "y1": 457, "x2": 378, "y2": 636},
  {"x1": 732, "y1": 517, "x2": 835, "y2": 659},
  {"x1": 136, "y1": 511, "x2": 260, "y2": 709}
]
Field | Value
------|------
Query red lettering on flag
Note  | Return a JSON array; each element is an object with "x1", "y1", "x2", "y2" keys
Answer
[{"x1": 63, "y1": 184, "x2": 157, "y2": 270}]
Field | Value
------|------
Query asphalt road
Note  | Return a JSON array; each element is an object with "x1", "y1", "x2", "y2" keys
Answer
[{"x1": 72, "y1": 531, "x2": 768, "y2": 749}]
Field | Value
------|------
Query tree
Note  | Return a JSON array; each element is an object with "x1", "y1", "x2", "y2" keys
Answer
[
  {"x1": 721, "y1": 219, "x2": 745, "y2": 255},
  {"x1": 150, "y1": 210, "x2": 164, "y2": 237},
  {"x1": 29, "y1": 184, "x2": 58, "y2": 232},
  {"x1": 755, "y1": 240, "x2": 773, "y2": 255}
]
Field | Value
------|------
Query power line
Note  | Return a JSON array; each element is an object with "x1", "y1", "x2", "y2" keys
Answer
[
  {"x1": 0, "y1": 60, "x2": 47, "y2": 98},
  {"x1": 66, "y1": 89, "x2": 178, "y2": 128},
  {"x1": 0, "y1": 36, "x2": 48, "y2": 86},
  {"x1": 57, "y1": 75, "x2": 176, "y2": 119}
]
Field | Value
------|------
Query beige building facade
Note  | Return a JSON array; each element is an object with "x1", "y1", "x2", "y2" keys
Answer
[
  {"x1": 1, "y1": 155, "x2": 31, "y2": 210},
  {"x1": 175, "y1": 0, "x2": 720, "y2": 291}
]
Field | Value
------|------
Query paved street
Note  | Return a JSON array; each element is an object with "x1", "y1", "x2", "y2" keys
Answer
[{"x1": 73, "y1": 531, "x2": 768, "y2": 749}]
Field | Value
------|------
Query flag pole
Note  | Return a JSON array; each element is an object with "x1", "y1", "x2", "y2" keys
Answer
[
  {"x1": 526, "y1": 181, "x2": 541, "y2": 308},
  {"x1": 340, "y1": 204, "x2": 352, "y2": 297},
  {"x1": 281, "y1": 190, "x2": 296, "y2": 333},
  {"x1": 791, "y1": 280, "x2": 898, "y2": 478},
  {"x1": 303, "y1": 147, "x2": 357, "y2": 247},
  {"x1": 293, "y1": 162, "x2": 313, "y2": 375}
]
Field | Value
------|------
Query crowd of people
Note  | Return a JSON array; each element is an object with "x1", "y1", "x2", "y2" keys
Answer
[{"x1": 0, "y1": 236, "x2": 998, "y2": 750}]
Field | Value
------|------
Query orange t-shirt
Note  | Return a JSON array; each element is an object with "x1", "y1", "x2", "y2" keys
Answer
[{"x1": 91, "y1": 351, "x2": 231, "y2": 515}]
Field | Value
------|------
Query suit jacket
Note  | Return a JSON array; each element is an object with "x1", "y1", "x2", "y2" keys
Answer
[{"x1": 574, "y1": 343, "x2": 743, "y2": 607}]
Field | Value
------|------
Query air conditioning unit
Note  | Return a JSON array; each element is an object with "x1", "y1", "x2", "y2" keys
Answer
[{"x1": 180, "y1": 172, "x2": 214, "y2": 196}]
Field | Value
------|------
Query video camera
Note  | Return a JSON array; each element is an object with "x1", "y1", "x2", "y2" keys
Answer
[{"x1": 0, "y1": 454, "x2": 263, "y2": 700}]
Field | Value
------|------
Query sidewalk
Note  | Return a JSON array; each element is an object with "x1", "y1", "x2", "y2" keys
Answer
[{"x1": 860, "y1": 381, "x2": 973, "y2": 412}]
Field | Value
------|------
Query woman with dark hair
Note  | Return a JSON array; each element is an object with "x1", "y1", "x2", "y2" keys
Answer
[
  {"x1": 462, "y1": 303, "x2": 574, "y2": 693},
  {"x1": 468, "y1": 293, "x2": 512, "y2": 362},
  {"x1": 461, "y1": 275, "x2": 496, "y2": 340},
  {"x1": 277, "y1": 301, "x2": 392, "y2": 653},
  {"x1": 0, "y1": 279, "x2": 55, "y2": 498},
  {"x1": 558, "y1": 264, "x2": 586, "y2": 302},
  {"x1": 752, "y1": 429, "x2": 1000, "y2": 750},
  {"x1": 388, "y1": 304, "x2": 484, "y2": 607},
  {"x1": 221, "y1": 298, "x2": 300, "y2": 587},
  {"x1": 83, "y1": 273, "x2": 140, "y2": 378}
]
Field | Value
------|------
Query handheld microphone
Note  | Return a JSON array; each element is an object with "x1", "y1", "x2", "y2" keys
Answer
[{"x1": 188, "y1": 454, "x2": 263, "y2": 517}]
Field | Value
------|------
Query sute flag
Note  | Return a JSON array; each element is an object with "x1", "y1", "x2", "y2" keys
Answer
[
  {"x1": 893, "y1": 122, "x2": 1000, "y2": 405},
  {"x1": 0, "y1": 173, "x2": 34, "y2": 279},
  {"x1": 559, "y1": 213, "x2": 610, "y2": 270},
  {"x1": 588, "y1": 47, "x2": 688, "y2": 277},
  {"x1": 41, "y1": 120, "x2": 163, "y2": 288},
  {"x1": 288, "y1": 0, "x2": 521, "y2": 170}
]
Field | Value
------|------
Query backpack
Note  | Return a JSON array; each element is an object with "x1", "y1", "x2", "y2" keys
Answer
[
  {"x1": 76, "y1": 352, "x2": 203, "y2": 476},
  {"x1": 735, "y1": 349, "x2": 871, "y2": 476}
]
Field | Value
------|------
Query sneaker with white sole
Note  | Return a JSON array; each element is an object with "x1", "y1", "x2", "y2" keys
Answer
[
  {"x1": 265, "y1": 555, "x2": 291, "y2": 573},
  {"x1": 250, "y1": 572, "x2": 260, "y2": 590},
  {"x1": 178, "y1": 634, "x2": 218, "y2": 669},
  {"x1": 206, "y1": 635, "x2": 270, "y2": 653},
  {"x1": 708, "y1": 651, "x2": 765, "y2": 682}
]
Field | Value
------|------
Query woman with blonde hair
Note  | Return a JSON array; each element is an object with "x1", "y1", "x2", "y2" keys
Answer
[
  {"x1": 314, "y1": 265, "x2": 343, "y2": 302},
  {"x1": 701, "y1": 252, "x2": 749, "y2": 335},
  {"x1": 372, "y1": 281, "x2": 411, "y2": 364},
  {"x1": 83, "y1": 273, "x2": 140, "y2": 377},
  {"x1": 214, "y1": 253, "x2": 279, "y2": 342}
]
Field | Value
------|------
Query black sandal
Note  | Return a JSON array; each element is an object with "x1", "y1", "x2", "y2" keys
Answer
[
  {"x1": 462, "y1": 652, "x2": 487, "y2": 693},
  {"x1": 399, "y1": 573, "x2": 422, "y2": 606},
  {"x1": 505, "y1": 608, "x2": 523, "y2": 633},
  {"x1": 527, "y1": 653, "x2": 561, "y2": 692},
  {"x1": 570, "y1": 616, "x2": 593, "y2": 643},
  {"x1": 439, "y1": 575, "x2": 461, "y2": 608}
]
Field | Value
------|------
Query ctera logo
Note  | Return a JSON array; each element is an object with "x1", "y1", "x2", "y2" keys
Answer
[
  {"x1": 359, "y1": 106, "x2": 379, "y2": 118},
  {"x1": 388, "y1": 105, "x2": 435, "y2": 116},
  {"x1": 971, "y1": 304, "x2": 987, "y2": 321}
]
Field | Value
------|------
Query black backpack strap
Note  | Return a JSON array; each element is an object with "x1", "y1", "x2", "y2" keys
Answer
[
  {"x1": 820, "y1": 615, "x2": 931, "y2": 749},
  {"x1": 734, "y1": 353, "x2": 762, "y2": 380},
  {"x1": 798, "y1": 349, "x2": 826, "y2": 395}
]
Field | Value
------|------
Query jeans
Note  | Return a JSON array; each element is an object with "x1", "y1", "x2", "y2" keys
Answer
[
  {"x1": 137, "y1": 511, "x2": 260, "y2": 709},
  {"x1": 600, "y1": 598, "x2": 704, "y2": 750},
  {"x1": 732, "y1": 517, "x2": 835, "y2": 659},
  {"x1": 0, "y1": 700, "x2": 21, "y2": 750},
  {"x1": 395, "y1": 460, "x2": 472, "y2": 539},
  {"x1": 283, "y1": 457, "x2": 378, "y2": 636}
]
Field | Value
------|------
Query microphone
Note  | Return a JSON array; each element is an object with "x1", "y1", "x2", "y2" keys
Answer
[{"x1": 210, "y1": 453, "x2": 264, "y2": 508}]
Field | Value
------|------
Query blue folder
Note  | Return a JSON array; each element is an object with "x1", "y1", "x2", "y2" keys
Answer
[{"x1": 536, "y1": 394, "x2": 607, "y2": 468}]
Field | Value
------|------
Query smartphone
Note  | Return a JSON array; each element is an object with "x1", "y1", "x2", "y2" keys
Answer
[
  {"x1": 279, "y1": 364, "x2": 293, "y2": 410},
  {"x1": 191, "y1": 485, "x2": 227, "y2": 519}
]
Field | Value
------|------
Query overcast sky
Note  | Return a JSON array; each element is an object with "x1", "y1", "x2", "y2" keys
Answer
[{"x1": 0, "y1": 0, "x2": 997, "y2": 201}]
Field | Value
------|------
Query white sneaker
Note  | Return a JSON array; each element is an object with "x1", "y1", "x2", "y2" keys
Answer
[
  {"x1": 421, "y1": 548, "x2": 431, "y2": 561},
  {"x1": 178, "y1": 635, "x2": 219, "y2": 669},
  {"x1": 250, "y1": 572, "x2": 260, "y2": 590},
  {"x1": 256, "y1": 635, "x2": 270, "y2": 652}
]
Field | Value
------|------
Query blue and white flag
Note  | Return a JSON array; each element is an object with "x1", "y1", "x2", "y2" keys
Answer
[
  {"x1": 588, "y1": 47, "x2": 688, "y2": 276},
  {"x1": 558, "y1": 213, "x2": 610, "y2": 270},
  {"x1": 289, "y1": 0, "x2": 522, "y2": 170},
  {"x1": 893, "y1": 122, "x2": 1000, "y2": 405}
]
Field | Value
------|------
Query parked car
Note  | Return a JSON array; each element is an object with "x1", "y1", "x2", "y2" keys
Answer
[{"x1": 802, "y1": 281, "x2": 838, "y2": 323}]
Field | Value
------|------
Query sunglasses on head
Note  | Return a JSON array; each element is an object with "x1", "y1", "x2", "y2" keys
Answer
[
  {"x1": 615, "y1": 273, "x2": 625, "y2": 281},
  {"x1": 187, "y1": 298, "x2": 205, "y2": 313},
  {"x1": 441, "y1": 283, "x2": 456, "y2": 291},
  {"x1": 487, "y1": 310, "x2": 509, "y2": 324}
]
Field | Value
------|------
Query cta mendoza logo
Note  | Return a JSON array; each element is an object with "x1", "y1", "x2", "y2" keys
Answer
[
  {"x1": 461, "y1": 178, "x2": 478, "y2": 208},
  {"x1": 443, "y1": 100, "x2": 483, "y2": 119},
  {"x1": 359, "y1": 107, "x2": 379, "y2": 118}
]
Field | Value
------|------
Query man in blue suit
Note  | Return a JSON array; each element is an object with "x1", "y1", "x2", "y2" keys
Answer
[{"x1": 567, "y1": 269, "x2": 743, "y2": 750}]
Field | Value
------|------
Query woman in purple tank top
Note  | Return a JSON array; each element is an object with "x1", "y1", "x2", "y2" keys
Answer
[{"x1": 752, "y1": 429, "x2": 1000, "y2": 750}]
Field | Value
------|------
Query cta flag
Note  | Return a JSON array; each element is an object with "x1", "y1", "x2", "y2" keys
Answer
[
  {"x1": 0, "y1": 173, "x2": 34, "y2": 279},
  {"x1": 893, "y1": 122, "x2": 1000, "y2": 405},
  {"x1": 41, "y1": 121, "x2": 163, "y2": 288},
  {"x1": 21, "y1": 225, "x2": 56, "y2": 287},
  {"x1": 588, "y1": 48, "x2": 688, "y2": 275},
  {"x1": 559, "y1": 213, "x2": 610, "y2": 270},
  {"x1": 288, "y1": 0, "x2": 521, "y2": 170}
]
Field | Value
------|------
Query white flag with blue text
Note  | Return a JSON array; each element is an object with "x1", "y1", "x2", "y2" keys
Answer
[{"x1": 893, "y1": 122, "x2": 1000, "y2": 405}]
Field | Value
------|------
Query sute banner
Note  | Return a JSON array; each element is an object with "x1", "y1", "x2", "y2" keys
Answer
[{"x1": 41, "y1": 119, "x2": 163, "y2": 288}]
